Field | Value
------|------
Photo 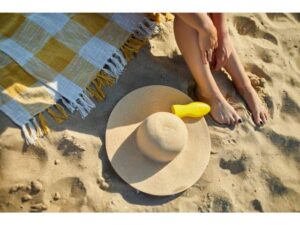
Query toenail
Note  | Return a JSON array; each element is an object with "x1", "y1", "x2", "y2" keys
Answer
[
  {"x1": 259, "y1": 121, "x2": 263, "y2": 125},
  {"x1": 238, "y1": 119, "x2": 242, "y2": 123}
]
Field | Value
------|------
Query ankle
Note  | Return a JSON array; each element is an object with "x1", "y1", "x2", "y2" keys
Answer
[
  {"x1": 197, "y1": 87, "x2": 224, "y2": 102},
  {"x1": 236, "y1": 83, "x2": 254, "y2": 92}
]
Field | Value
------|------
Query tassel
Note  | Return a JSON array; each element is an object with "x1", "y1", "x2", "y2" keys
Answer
[
  {"x1": 142, "y1": 17, "x2": 159, "y2": 34},
  {"x1": 120, "y1": 35, "x2": 146, "y2": 61},
  {"x1": 110, "y1": 55, "x2": 124, "y2": 76},
  {"x1": 86, "y1": 85, "x2": 104, "y2": 101},
  {"x1": 73, "y1": 99, "x2": 88, "y2": 118},
  {"x1": 137, "y1": 22, "x2": 150, "y2": 37},
  {"x1": 38, "y1": 112, "x2": 50, "y2": 135},
  {"x1": 114, "y1": 52, "x2": 127, "y2": 67},
  {"x1": 47, "y1": 104, "x2": 68, "y2": 124},
  {"x1": 86, "y1": 71, "x2": 116, "y2": 102},
  {"x1": 97, "y1": 71, "x2": 115, "y2": 86},
  {"x1": 27, "y1": 121, "x2": 37, "y2": 141},
  {"x1": 120, "y1": 45, "x2": 130, "y2": 61},
  {"x1": 81, "y1": 92, "x2": 95, "y2": 109},
  {"x1": 32, "y1": 117, "x2": 43, "y2": 137},
  {"x1": 104, "y1": 61, "x2": 118, "y2": 77},
  {"x1": 135, "y1": 18, "x2": 159, "y2": 39},
  {"x1": 61, "y1": 97, "x2": 76, "y2": 113},
  {"x1": 55, "y1": 104, "x2": 68, "y2": 119},
  {"x1": 92, "y1": 80, "x2": 105, "y2": 99},
  {"x1": 22, "y1": 124, "x2": 35, "y2": 145}
]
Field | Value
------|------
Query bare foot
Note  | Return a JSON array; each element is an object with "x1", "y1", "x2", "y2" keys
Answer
[
  {"x1": 237, "y1": 85, "x2": 268, "y2": 126},
  {"x1": 196, "y1": 87, "x2": 242, "y2": 125}
]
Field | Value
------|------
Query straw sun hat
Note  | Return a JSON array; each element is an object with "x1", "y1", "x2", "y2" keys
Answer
[{"x1": 106, "y1": 85, "x2": 211, "y2": 196}]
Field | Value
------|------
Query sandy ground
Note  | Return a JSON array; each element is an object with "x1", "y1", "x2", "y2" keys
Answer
[{"x1": 0, "y1": 13, "x2": 299, "y2": 212}]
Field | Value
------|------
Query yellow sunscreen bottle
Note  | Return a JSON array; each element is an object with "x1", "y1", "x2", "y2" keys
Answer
[{"x1": 171, "y1": 102, "x2": 211, "y2": 118}]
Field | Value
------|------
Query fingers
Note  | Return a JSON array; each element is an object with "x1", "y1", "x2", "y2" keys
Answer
[
  {"x1": 201, "y1": 49, "x2": 208, "y2": 64},
  {"x1": 201, "y1": 49, "x2": 215, "y2": 64},
  {"x1": 207, "y1": 49, "x2": 213, "y2": 62},
  {"x1": 214, "y1": 48, "x2": 227, "y2": 71},
  {"x1": 214, "y1": 57, "x2": 223, "y2": 71}
]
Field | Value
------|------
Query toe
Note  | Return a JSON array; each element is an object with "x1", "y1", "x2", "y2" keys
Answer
[
  {"x1": 225, "y1": 116, "x2": 231, "y2": 125},
  {"x1": 219, "y1": 114, "x2": 226, "y2": 124},
  {"x1": 253, "y1": 113, "x2": 262, "y2": 126},
  {"x1": 233, "y1": 113, "x2": 241, "y2": 124},
  {"x1": 229, "y1": 115, "x2": 236, "y2": 125},
  {"x1": 260, "y1": 112, "x2": 267, "y2": 124}
]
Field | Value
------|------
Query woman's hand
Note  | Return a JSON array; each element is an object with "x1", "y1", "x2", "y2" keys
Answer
[
  {"x1": 212, "y1": 33, "x2": 233, "y2": 71},
  {"x1": 197, "y1": 25, "x2": 218, "y2": 64}
]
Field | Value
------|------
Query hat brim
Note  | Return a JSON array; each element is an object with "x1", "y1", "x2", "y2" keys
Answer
[{"x1": 106, "y1": 85, "x2": 211, "y2": 196}]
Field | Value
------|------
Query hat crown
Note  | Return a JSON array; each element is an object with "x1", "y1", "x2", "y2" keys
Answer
[{"x1": 136, "y1": 112, "x2": 188, "y2": 162}]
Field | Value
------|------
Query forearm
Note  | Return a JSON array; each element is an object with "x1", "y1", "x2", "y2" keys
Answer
[
  {"x1": 175, "y1": 13, "x2": 215, "y2": 33},
  {"x1": 211, "y1": 13, "x2": 229, "y2": 38}
]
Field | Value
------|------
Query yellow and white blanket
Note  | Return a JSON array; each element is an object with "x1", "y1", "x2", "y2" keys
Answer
[{"x1": 0, "y1": 13, "x2": 158, "y2": 144}]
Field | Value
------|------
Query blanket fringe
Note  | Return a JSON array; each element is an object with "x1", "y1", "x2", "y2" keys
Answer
[
  {"x1": 86, "y1": 71, "x2": 115, "y2": 102},
  {"x1": 38, "y1": 112, "x2": 50, "y2": 136},
  {"x1": 134, "y1": 17, "x2": 159, "y2": 39},
  {"x1": 61, "y1": 97, "x2": 76, "y2": 113},
  {"x1": 32, "y1": 117, "x2": 43, "y2": 137},
  {"x1": 22, "y1": 124, "x2": 34, "y2": 145},
  {"x1": 120, "y1": 35, "x2": 146, "y2": 61},
  {"x1": 102, "y1": 52, "x2": 127, "y2": 79},
  {"x1": 47, "y1": 104, "x2": 68, "y2": 124},
  {"x1": 22, "y1": 119, "x2": 39, "y2": 145},
  {"x1": 69, "y1": 92, "x2": 96, "y2": 118}
]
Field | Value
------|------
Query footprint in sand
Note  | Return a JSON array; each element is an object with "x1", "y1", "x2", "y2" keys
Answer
[
  {"x1": 266, "y1": 13, "x2": 295, "y2": 23},
  {"x1": 234, "y1": 16, "x2": 278, "y2": 45},
  {"x1": 246, "y1": 64, "x2": 272, "y2": 83},
  {"x1": 58, "y1": 134, "x2": 86, "y2": 159},
  {"x1": 280, "y1": 91, "x2": 300, "y2": 118},
  {"x1": 219, "y1": 155, "x2": 247, "y2": 175},
  {"x1": 251, "y1": 199, "x2": 264, "y2": 212},
  {"x1": 254, "y1": 44, "x2": 280, "y2": 64},
  {"x1": 23, "y1": 145, "x2": 48, "y2": 163},
  {"x1": 70, "y1": 178, "x2": 87, "y2": 198},
  {"x1": 265, "y1": 128, "x2": 300, "y2": 160},
  {"x1": 212, "y1": 196, "x2": 233, "y2": 212},
  {"x1": 267, "y1": 175, "x2": 288, "y2": 196}
]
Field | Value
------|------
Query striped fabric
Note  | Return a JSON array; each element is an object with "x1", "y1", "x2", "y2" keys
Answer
[{"x1": 0, "y1": 13, "x2": 158, "y2": 144}]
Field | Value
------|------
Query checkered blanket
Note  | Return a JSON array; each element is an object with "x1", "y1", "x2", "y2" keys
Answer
[{"x1": 0, "y1": 13, "x2": 158, "y2": 144}]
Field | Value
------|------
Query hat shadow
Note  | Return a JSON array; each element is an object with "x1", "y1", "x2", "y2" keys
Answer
[
  {"x1": 111, "y1": 129, "x2": 166, "y2": 184},
  {"x1": 100, "y1": 136, "x2": 182, "y2": 206}
]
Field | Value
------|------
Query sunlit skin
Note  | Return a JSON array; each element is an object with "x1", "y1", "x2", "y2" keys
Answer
[{"x1": 174, "y1": 13, "x2": 268, "y2": 126}]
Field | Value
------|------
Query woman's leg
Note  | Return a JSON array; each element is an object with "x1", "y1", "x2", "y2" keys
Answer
[
  {"x1": 207, "y1": 14, "x2": 268, "y2": 126},
  {"x1": 223, "y1": 46, "x2": 268, "y2": 125},
  {"x1": 174, "y1": 16, "x2": 241, "y2": 125}
]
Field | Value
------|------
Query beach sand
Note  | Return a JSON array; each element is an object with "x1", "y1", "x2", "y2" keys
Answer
[{"x1": 0, "y1": 13, "x2": 299, "y2": 212}]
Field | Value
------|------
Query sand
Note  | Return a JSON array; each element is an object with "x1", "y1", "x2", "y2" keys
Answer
[{"x1": 0, "y1": 13, "x2": 299, "y2": 212}]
